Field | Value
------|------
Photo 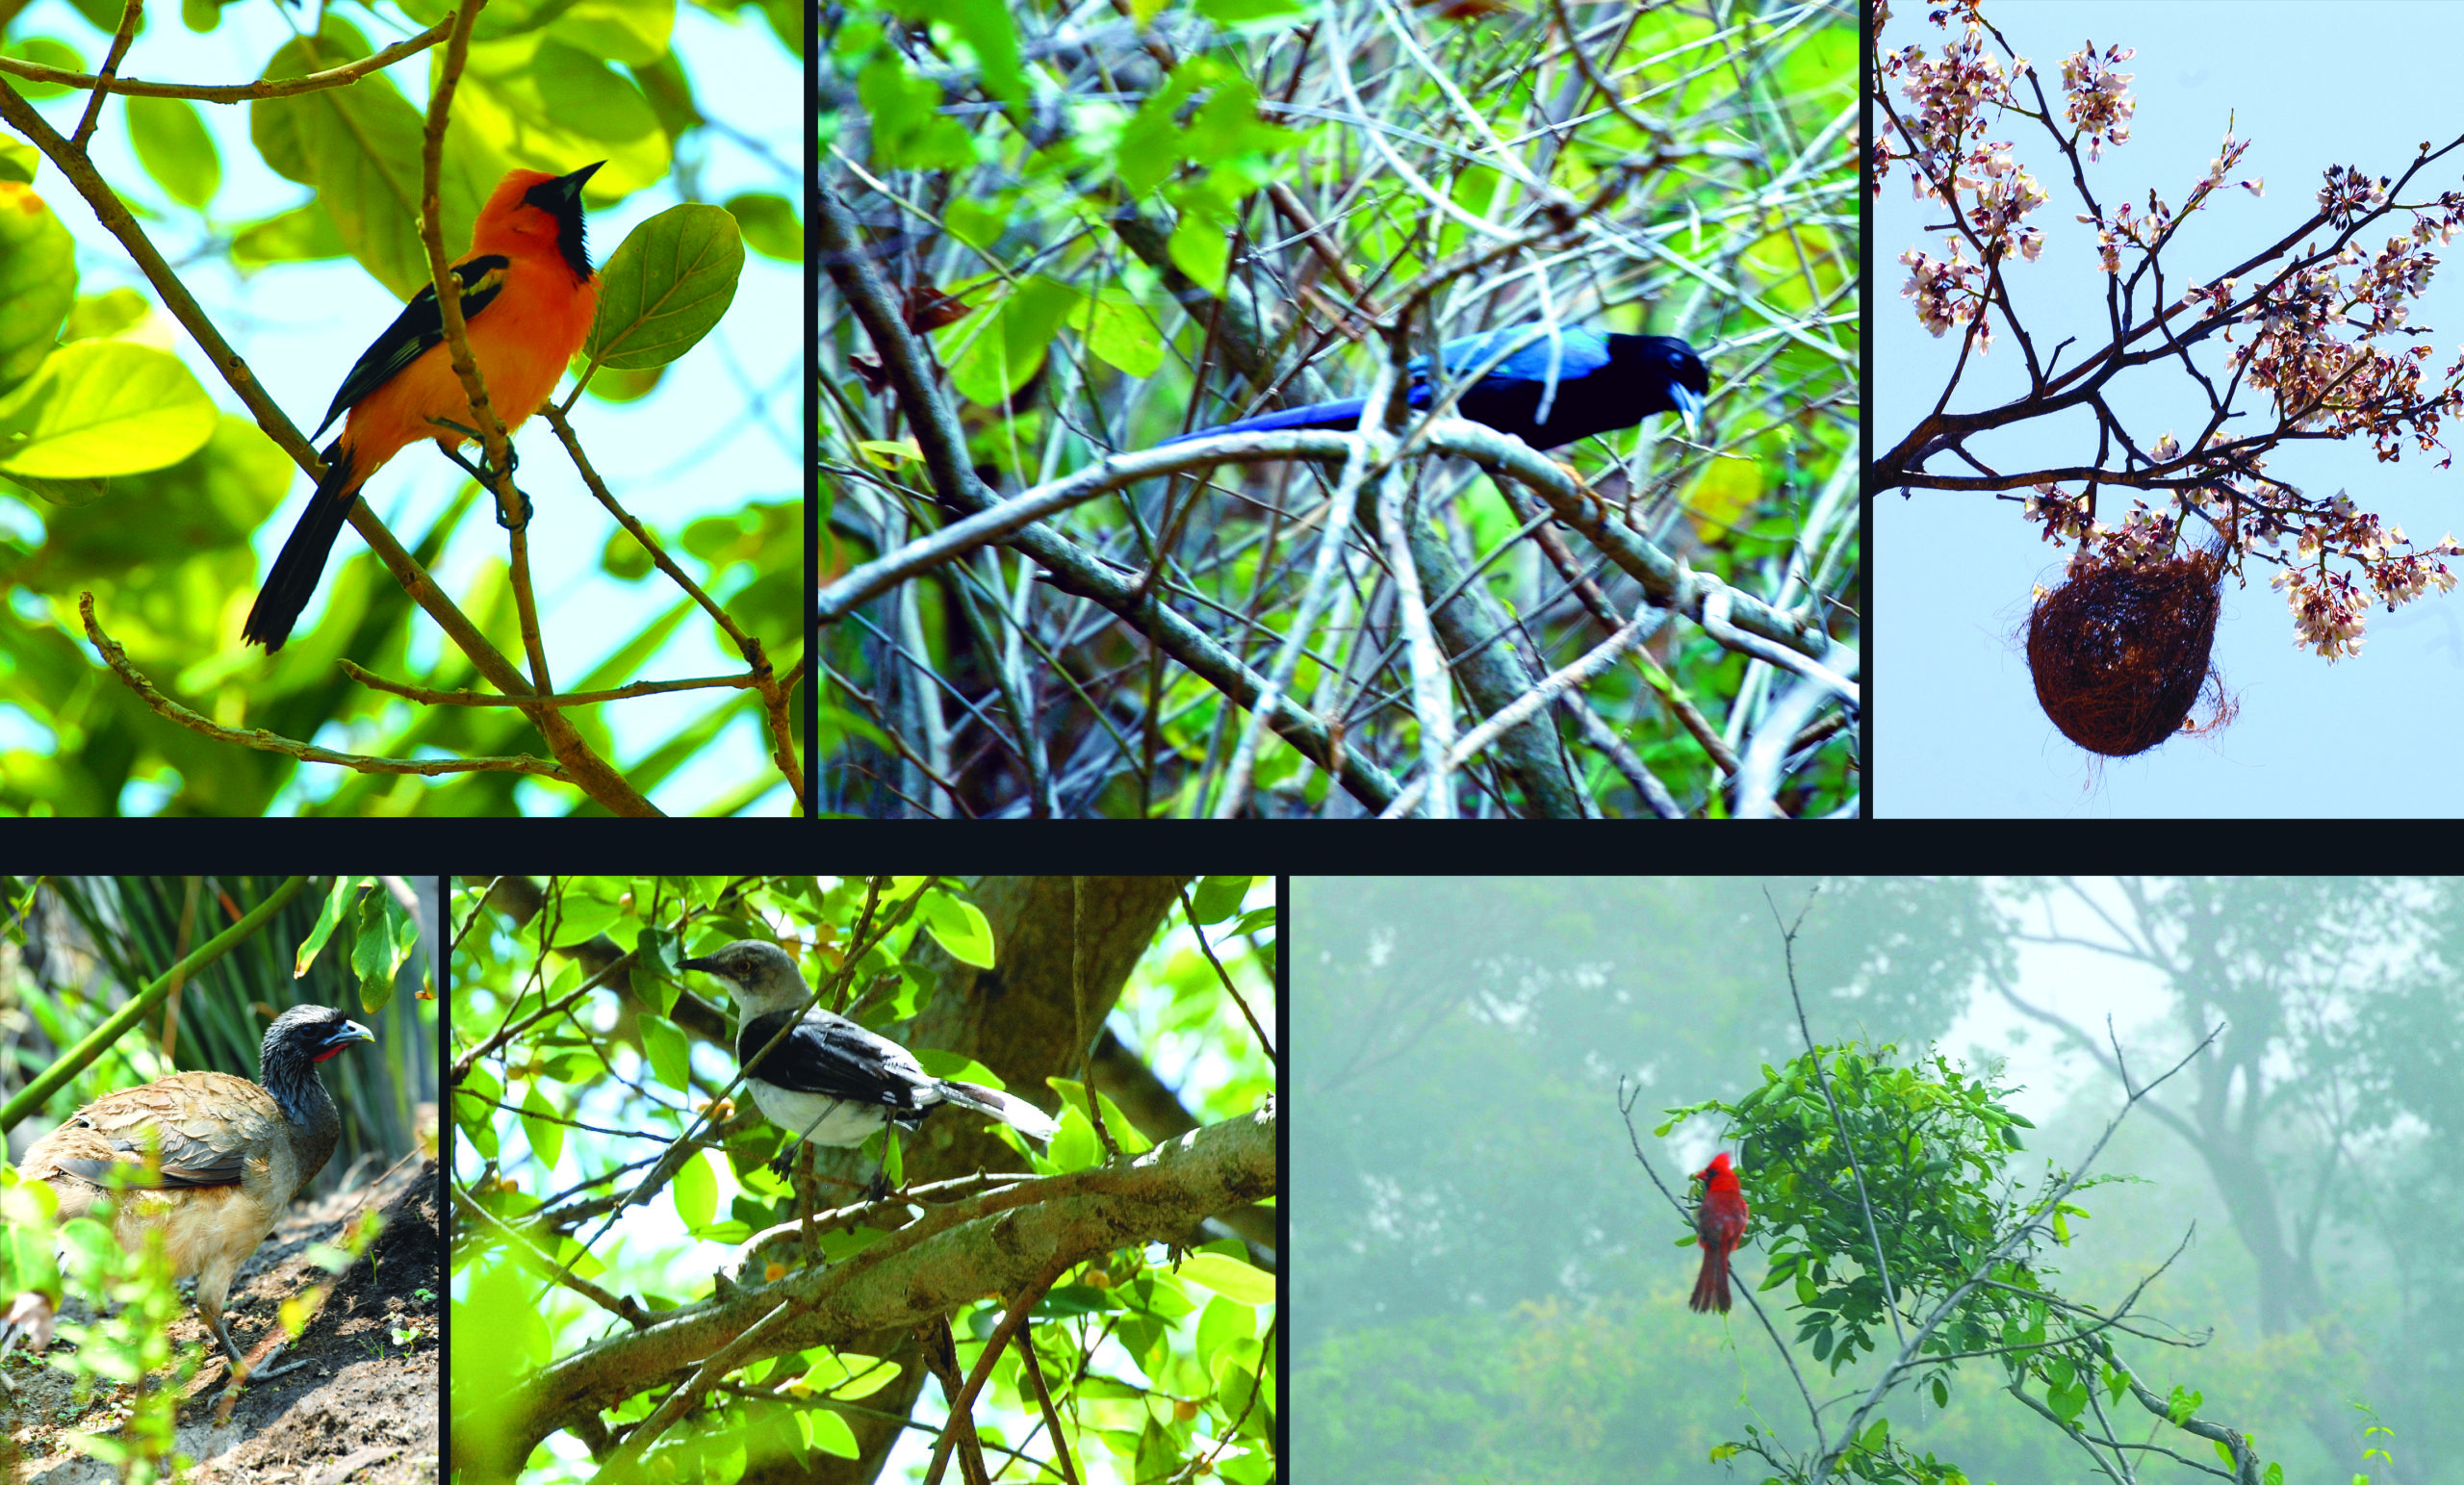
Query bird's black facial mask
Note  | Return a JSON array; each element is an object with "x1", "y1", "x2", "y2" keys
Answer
[{"x1": 526, "y1": 160, "x2": 604, "y2": 282}]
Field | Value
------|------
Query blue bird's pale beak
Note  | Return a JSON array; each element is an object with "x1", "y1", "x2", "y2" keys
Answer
[{"x1": 1670, "y1": 382, "x2": 1704, "y2": 437}]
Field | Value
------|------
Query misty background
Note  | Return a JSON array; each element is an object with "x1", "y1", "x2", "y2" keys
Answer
[{"x1": 1292, "y1": 877, "x2": 2462, "y2": 1483}]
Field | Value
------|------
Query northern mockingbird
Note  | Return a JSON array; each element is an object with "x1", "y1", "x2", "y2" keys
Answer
[{"x1": 679, "y1": 940, "x2": 1060, "y2": 1155}]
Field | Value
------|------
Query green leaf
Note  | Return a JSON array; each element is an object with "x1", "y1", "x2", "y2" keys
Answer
[
  {"x1": 520, "y1": 1084, "x2": 565, "y2": 1171},
  {"x1": 0, "y1": 138, "x2": 36, "y2": 184},
  {"x1": 585, "y1": 202, "x2": 744, "y2": 371},
  {"x1": 1168, "y1": 213, "x2": 1228, "y2": 295},
  {"x1": 640, "y1": 1013, "x2": 690, "y2": 1092},
  {"x1": 936, "y1": 0, "x2": 1021, "y2": 108},
  {"x1": 125, "y1": 95, "x2": 219, "y2": 209},
  {"x1": 0, "y1": 180, "x2": 77, "y2": 396},
  {"x1": 1187, "y1": 876, "x2": 1250, "y2": 925},
  {"x1": 2, "y1": 38, "x2": 84, "y2": 100},
  {"x1": 2169, "y1": 1385, "x2": 2202, "y2": 1426},
  {"x1": 249, "y1": 19, "x2": 499, "y2": 300},
  {"x1": 945, "y1": 276, "x2": 1077, "y2": 405},
  {"x1": 860, "y1": 57, "x2": 972, "y2": 169},
  {"x1": 454, "y1": 36, "x2": 670, "y2": 195},
  {"x1": 230, "y1": 202, "x2": 348, "y2": 271},
  {"x1": 945, "y1": 196, "x2": 1004, "y2": 251},
  {"x1": 1194, "y1": 0, "x2": 1305, "y2": 19},
  {"x1": 0, "y1": 340, "x2": 215, "y2": 478},
  {"x1": 1174, "y1": 1252, "x2": 1274, "y2": 1305},
  {"x1": 801, "y1": 1407, "x2": 859, "y2": 1458},
  {"x1": 724, "y1": 192, "x2": 801, "y2": 261},
  {"x1": 353, "y1": 886, "x2": 397, "y2": 1011},
  {"x1": 672, "y1": 1146, "x2": 716, "y2": 1231},
  {"x1": 1932, "y1": 1376, "x2": 1948, "y2": 1408},
  {"x1": 64, "y1": 288, "x2": 148, "y2": 342},
  {"x1": 920, "y1": 890, "x2": 995, "y2": 968},
  {"x1": 550, "y1": 0, "x2": 675, "y2": 65}
]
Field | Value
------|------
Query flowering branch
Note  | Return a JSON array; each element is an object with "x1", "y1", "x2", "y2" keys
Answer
[{"x1": 1874, "y1": 0, "x2": 2464, "y2": 662}]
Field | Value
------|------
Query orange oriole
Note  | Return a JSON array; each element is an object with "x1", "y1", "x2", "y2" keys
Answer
[{"x1": 243, "y1": 162, "x2": 604, "y2": 652}]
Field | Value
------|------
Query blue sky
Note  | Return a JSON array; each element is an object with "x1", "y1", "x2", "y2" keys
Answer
[
  {"x1": 5, "y1": 0, "x2": 802, "y2": 814},
  {"x1": 1876, "y1": 1, "x2": 2464, "y2": 817}
]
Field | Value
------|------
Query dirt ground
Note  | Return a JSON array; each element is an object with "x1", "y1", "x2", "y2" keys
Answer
[{"x1": 1, "y1": 1157, "x2": 441, "y2": 1484}]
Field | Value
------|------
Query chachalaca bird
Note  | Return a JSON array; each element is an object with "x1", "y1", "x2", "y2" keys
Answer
[
  {"x1": 8, "y1": 1003, "x2": 375, "y2": 1378},
  {"x1": 679, "y1": 940, "x2": 1059, "y2": 1156}
]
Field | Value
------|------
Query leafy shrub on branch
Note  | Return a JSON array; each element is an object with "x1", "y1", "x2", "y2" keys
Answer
[{"x1": 1647, "y1": 1033, "x2": 2294, "y2": 1485}]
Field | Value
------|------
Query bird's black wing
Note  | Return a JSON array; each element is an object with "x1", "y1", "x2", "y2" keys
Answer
[
  {"x1": 738, "y1": 1009, "x2": 932, "y2": 1113},
  {"x1": 310, "y1": 254, "x2": 512, "y2": 439}
]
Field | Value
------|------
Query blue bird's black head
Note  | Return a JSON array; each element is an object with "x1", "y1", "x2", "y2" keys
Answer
[{"x1": 1606, "y1": 334, "x2": 1708, "y2": 434}]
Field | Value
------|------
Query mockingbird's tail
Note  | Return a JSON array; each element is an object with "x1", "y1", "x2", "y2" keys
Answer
[{"x1": 937, "y1": 1082, "x2": 1060, "y2": 1143}]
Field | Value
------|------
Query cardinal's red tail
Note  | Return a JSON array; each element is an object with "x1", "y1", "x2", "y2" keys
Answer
[{"x1": 1689, "y1": 1247, "x2": 1732, "y2": 1313}]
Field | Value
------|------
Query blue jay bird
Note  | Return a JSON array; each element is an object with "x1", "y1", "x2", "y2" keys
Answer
[
  {"x1": 1159, "y1": 324, "x2": 1707, "y2": 449},
  {"x1": 679, "y1": 940, "x2": 1059, "y2": 1155}
]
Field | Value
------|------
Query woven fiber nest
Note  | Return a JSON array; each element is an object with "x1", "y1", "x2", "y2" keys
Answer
[{"x1": 2026, "y1": 548, "x2": 2232, "y2": 757}]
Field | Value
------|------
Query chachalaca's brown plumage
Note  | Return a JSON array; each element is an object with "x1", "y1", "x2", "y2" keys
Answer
[{"x1": 13, "y1": 1003, "x2": 375, "y2": 1376}]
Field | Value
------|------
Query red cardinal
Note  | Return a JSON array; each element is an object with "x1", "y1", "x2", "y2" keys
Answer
[
  {"x1": 1689, "y1": 1151, "x2": 1749, "y2": 1314},
  {"x1": 244, "y1": 162, "x2": 604, "y2": 651}
]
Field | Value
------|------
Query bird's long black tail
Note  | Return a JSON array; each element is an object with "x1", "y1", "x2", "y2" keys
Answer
[
  {"x1": 242, "y1": 439, "x2": 360, "y2": 652},
  {"x1": 937, "y1": 1081, "x2": 1060, "y2": 1142}
]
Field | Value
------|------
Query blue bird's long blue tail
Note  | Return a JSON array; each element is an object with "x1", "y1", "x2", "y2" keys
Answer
[{"x1": 1156, "y1": 396, "x2": 1389, "y2": 445}]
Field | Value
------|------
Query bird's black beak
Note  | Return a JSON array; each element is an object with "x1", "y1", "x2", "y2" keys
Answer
[
  {"x1": 552, "y1": 160, "x2": 603, "y2": 202},
  {"x1": 678, "y1": 956, "x2": 727, "y2": 979}
]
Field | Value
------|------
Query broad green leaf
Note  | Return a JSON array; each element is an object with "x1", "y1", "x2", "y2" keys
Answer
[
  {"x1": 672, "y1": 1147, "x2": 715, "y2": 1231},
  {"x1": 801, "y1": 1408, "x2": 859, "y2": 1458},
  {"x1": 0, "y1": 340, "x2": 214, "y2": 478},
  {"x1": 551, "y1": 0, "x2": 675, "y2": 65},
  {"x1": 1080, "y1": 296, "x2": 1164, "y2": 378},
  {"x1": 251, "y1": 20, "x2": 498, "y2": 299},
  {"x1": 936, "y1": 0, "x2": 1021, "y2": 109},
  {"x1": 639, "y1": 1012, "x2": 690, "y2": 1092},
  {"x1": 125, "y1": 95, "x2": 219, "y2": 209},
  {"x1": 64, "y1": 288, "x2": 148, "y2": 342},
  {"x1": 724, "y1": 192, "x2": 800, "y2": 261},
  {"x1": 945, "y1": 276, "x2": 1076, "y2": 405},
  {"x1": 1174, "y1": 1252, "x2": 1274, "y2": 1305},
  {"x1": 453, "y1": 35, "x2": 669, "y2": 195},
  {"x1": 230, "y1": 201, "x2": 348, "y2": 271},
  {"x1": 919, "y1": 890, "x2": 994, "y2": 968},
  {"x1": 393, "y1": 0, "x2": 554, "y2": 43},
  {"x1": 520, "y1": 1084, "x2": 565, "y2": 1171},
  {"x1": 1187, "y1": 876, "x2": 1249, "y2": 924},
  {"x1": 584, "y1": 202, "x2": 743, "y2": 370},
  {"x1": 1, "y1": 38, "x2": 83, "y2": 100},
  {"x1": 353, "y1": 886, "x2": 398, "y2": 1010},
  {"x1": 0, "y1": 180, "x2": 77, "y2": 395},
  {"x1": 860, "y1": 57, "x2": 972, "y2": 169},
  {"x1": 1168, "y1": 213, "x2": 1228, "y2": 295}
]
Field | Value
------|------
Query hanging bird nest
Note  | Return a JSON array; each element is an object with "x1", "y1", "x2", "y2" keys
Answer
[{"x1": 2025, "y1": 546, "x2": 2236, "y2": 756}]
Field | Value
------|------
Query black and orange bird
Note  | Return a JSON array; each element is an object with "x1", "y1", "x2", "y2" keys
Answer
[{"x1": 243, "y1": 162, "x2": 605, "y2": 652}]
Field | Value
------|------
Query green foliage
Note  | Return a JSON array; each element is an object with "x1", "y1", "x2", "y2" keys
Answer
[
  {"x1": 583, "y1": 202, "x2": 745, "y2": 371},
  {"x1": 0, "y1": 181, "x2": 78, "y2": 394},
  {"x1": 821, "y1": 0, "x2": 1857, "y2": 815},
  {"x1": 1672, "y1": 1042, "x2": 2069, "y2": 1386},
  {"x1": 452, "y1": 875, "x2": 1276, "y2": 1479}
]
